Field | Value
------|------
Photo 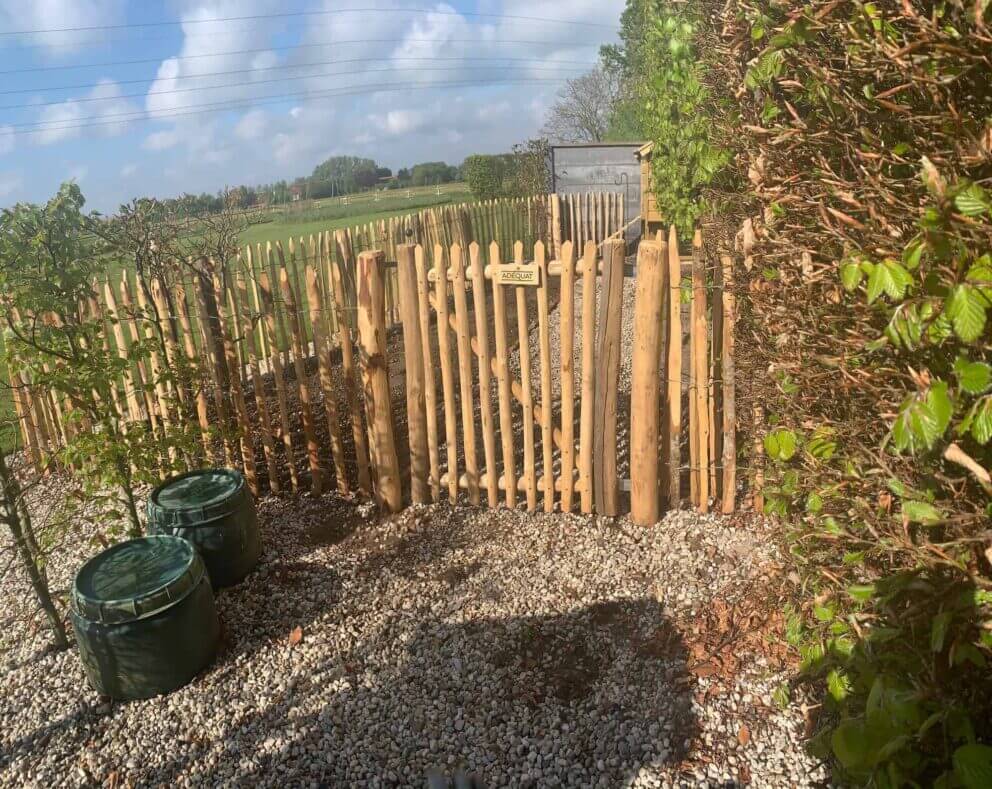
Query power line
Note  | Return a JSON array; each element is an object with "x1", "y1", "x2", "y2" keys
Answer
[
  {"x1": 0, "y1": 55, "x2": 595, "y2": 98},
  {"x1": 0, "y1": 62, "x2": 587, "y2": 113},
  {"x1": 5, "y1": 76, "x2": 573, "y2": 137},
  {"x1": 0, "y1": 37, "x2": 605, "y2": 75},
  {"x1": 0, "y1": 7, "x2": 617, "y2": 37}
]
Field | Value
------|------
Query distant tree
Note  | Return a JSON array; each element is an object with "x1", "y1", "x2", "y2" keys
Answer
[
  {"x1": 311, "y1": 156, "x2": 380, "y2": 193},
  {"x1": 505, "y1": 139, "x2": 552, "y2": 197},
  {"x1": 463, "y1": 154, "x2": 514, "y2": 200},
  {"x1": 541, "y1": 67, "x2": 622, "y2": 143},
  {"x1": 410, "y1": 161, "x2": 458, "y2": 187}
]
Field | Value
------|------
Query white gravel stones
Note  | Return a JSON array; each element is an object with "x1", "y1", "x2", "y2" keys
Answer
[{"x1": 2, "y1": 486, "x2": 828, "y2": 788}]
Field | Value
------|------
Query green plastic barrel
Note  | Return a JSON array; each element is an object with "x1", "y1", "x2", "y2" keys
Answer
[
  {"x1": 147, "y1": 468, "x2": 261, "y2": 588},
  {"x1": 70, "y1": 535, "x2": 220, "y2": 700}
]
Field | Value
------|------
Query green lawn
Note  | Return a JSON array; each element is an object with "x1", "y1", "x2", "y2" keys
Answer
[{"x1": 239, "y1": 184, "x2": 474, "y2": 249}]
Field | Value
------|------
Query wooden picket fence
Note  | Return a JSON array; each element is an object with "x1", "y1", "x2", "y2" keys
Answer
[
  {"x1": 9, "y1": 197, "x2": 735, "y2": 523},
  {"x1": 334, "y1": 192, "x2": 626, "y2": 329}
]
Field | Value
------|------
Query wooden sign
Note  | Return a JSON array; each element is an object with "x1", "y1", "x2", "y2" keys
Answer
[{"x1": 491, "y1": 263, "x2": 540, "y2": 286}]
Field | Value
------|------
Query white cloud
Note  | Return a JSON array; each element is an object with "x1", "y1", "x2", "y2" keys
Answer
[
  {"x1": 235, "y1": 109, "x2": 268, "y2": 140},
  {"x1": 145, "y1": 0, "x2": 286, "y2": 120},
  {"x1": 143, "y1": 129, "x2": 181, "y2": 151},
  {"x1": 0, "y1": 0, "x2": 126, "y2": 54},
  {"x1": 0, "y1": 171, "x2": 22, "y2": 198},
  {"x1": 0, "y1": 125, "x2": 13, "y2": 154},
  {"x1": 10, "y1": 0, "x2": 625, "y2": 211},
  {"x1": 35, "y1": 79, "x2": 137, "y2": 145},
  {"x1": 376, "y1": 109, "x2": 428, "y2": 137}
]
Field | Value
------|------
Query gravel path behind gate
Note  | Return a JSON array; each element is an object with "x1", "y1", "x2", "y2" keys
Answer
[{"x1": 2, "y1": 486, "x2": 827, "y2": 788}]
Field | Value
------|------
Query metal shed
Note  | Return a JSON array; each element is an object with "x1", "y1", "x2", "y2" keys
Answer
[{"x1": 550, "y1": 142, "x2": 645, "y2": 240}]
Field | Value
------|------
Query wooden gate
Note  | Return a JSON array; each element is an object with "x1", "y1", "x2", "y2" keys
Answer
[{"x1": 357, "y1": 231, "x2": 737, "y2": 522}]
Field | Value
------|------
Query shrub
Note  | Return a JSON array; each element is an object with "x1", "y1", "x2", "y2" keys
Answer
[{"x1": 719, "y1": 1, "x2": 992, "y2": 784}]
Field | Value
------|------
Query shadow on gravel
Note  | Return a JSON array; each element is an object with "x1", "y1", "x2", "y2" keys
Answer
[{"x1": 157, "y1": 597, "x2": 700, "y2": 787}]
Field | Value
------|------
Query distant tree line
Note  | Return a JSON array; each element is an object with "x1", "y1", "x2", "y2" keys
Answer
[{"x1": 143, "y1": 156, "x2": 465, "y2": 219}]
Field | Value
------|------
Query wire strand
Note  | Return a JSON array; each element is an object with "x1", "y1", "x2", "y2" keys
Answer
[
  {"x1": 0, "y1": 7, "x2": 618, "y2": 38},
  {"x1": 0, "y1": 37, "x2": 604, "y2": 75},
  {"x1": 0, "y1": 56, "x2": 596, "y2": 99},
  {"x1": 4, "y1": 76, "x2": 575, "y2": 137}
]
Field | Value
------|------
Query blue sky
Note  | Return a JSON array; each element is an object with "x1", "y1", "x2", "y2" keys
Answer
[{"x1": 0, "y1": 1, "x2": 623, "y2": 213}]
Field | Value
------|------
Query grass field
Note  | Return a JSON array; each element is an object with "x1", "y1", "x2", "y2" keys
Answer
[{"x1": 239, "y1": 183, "x2": 474, "y2": 248}]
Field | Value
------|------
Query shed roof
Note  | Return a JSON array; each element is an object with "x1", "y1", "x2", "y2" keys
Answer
[
  {"x1": 550, "y1": 141, "x2": 646, "y2": 150},
  {"x1": 636, "y1": 141, "x2": 655, "y2": 159}
]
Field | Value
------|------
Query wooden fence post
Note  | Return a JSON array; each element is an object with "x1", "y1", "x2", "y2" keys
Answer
[
  {"x1": 434, "y1": 244, "x2": 460, "y2": 503},
  {"x1": 397, "y1": 244, "x2": 430, "y2": 504},
  {"x1": 357, "y1": 250, "x2": 402, "y2": 513},
  {"x1": 578, "y1": 241, "x2": 597, "y2": 514},
  {"x1": 691, "y1": 229, "x2": 710, "y2": 513},
  {"x1": 593, "y1": 239, "x2": 625, "y2": 517},
  {"x1": 490, "y1": 242, "x2": 517, "y2": 509},
  {"x1": 514, "y1": 241, "x2": 537, "y2": 512},
  {"x1": 630, "y1": 240, "x2": 666, "y2": 526},
  {"x1": 470, "y1": 242, "x2": 499, "y2": 508},
  {"x1": 666, "y1": 227, "x2": 683, "y2": 508},
  {"x1": 536, "y1": 241, "x2": 554, "y2": 512},
  {"x1": 559, "y1": 241, "x2": 576, "y2": 513},
  {"x1": 451, "y1": 244, "x2": 480, "y2": 505},
  {"x1": 415, "y1": 245, "x2": 441, "y2": 501},
  {"x1": 720, "y1": 254, "x2": 737, "y2": 513}
]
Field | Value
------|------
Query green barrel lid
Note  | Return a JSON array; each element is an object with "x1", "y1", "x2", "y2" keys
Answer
[
  {"x1": 147, "y1": 468, "x2": 247, "y2": 528},
  {"x1": 71, "y1": 535, "x2": 205, "y2": 625}
]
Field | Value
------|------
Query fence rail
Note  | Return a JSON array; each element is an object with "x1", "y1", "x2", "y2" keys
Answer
[{"x1": 8, "y1": 194, "x2": 735, "y2": 522}]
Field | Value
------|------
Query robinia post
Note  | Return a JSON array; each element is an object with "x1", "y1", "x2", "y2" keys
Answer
[{"x1": 356, "y1": 250, "x2": 402, "y2": 513}]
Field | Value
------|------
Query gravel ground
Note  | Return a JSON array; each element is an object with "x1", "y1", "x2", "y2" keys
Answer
[{"x1": 2, "y1": 480, "x2": 828, "y2": 788}]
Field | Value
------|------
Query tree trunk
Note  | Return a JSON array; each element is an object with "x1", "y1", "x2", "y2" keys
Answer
[
  {"x1": 116, "y1": 457, "x2": 143, "y2": 538},
  {"x1": 0, "y1": 451, "x2": 68, "y2": 651}
]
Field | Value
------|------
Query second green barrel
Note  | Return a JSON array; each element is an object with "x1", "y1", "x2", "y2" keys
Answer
[{"x1": 147, "y1": 468, "x2": 261, "y2": 588}]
